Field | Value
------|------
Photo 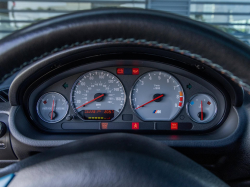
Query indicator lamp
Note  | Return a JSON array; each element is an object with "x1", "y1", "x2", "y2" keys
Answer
[
  {"x1": 117, "y1": 68, "x2": 124, "y2": 75},
  {"x1": 132, "y1": 68, "x2": 139, "y2": 75},
  {"x1": 116, "y1": 68, "x2": 139, "y2": 75},
  {"x1": 171, "y1": 122, "x2": 178, "y2": 130},
  {"x1": 186, "y1": 84, "x2": 192, "y2": 89},
  {"x1": 132, "y1": 122, "x2": 139, "y2": 130}
]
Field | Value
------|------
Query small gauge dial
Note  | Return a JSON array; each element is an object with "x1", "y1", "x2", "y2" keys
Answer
[
  {"x1": 71, "y1": 70, "x2": 126, "y2": 121},
  {"x1": 130, "y1": 71, "x2": 184, "y2": 121},
  {"x1": 36, "y1": 92, "x2": 69, "y2": 123},
  {"x1": 186, "y1": 94, "x2": 217, "y2": 123}
]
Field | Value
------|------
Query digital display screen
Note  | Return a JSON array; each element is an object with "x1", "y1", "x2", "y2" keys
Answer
[{"x1": 82, "y1": 110, "x2": 114, "y2": 120}]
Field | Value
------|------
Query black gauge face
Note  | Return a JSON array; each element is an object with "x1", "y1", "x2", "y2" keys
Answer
[
  {"x1": 71, "y1": 70, "x2": 126, "y2": 121},
  {"x1": 36, "y1": 92, "x2": 69, "y2": 123},
  {"x1": 130, "y1": 71, "x2": 184, "y2": 121}
]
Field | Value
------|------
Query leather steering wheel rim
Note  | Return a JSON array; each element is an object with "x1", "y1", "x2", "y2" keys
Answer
[
  {"x1": 0, "y1": 8, "x2": 250, "y2": 93},
  {"x1": 0, "y1": 133, "x2": 228, "y2": 187}
]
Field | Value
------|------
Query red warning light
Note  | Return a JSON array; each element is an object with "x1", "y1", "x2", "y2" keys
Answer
[
  {"x1": 43, "y1": 100, "x2": 47, "y2": 104},
  {"x1": 132, "y1": 122, "x2": 139, "y2": 130},
  {"x1": 171, "y1": 122, "x2": 178, "y2": 130},
  {"x1": 101, "y1": 123, "x2": 108, "y2": 129},
  {"x1": 132, "y1": 68, "x2": 139, "y2": 75},
  {"x1": 117, "y1": 68, "x2": 124, "y2": 75},
  {"x1": 207, "y1": 101, "x2": 211, "y2": 105}
]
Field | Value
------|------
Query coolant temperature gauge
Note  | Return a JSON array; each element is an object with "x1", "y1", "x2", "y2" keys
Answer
[
  {"x1": 36, "y1": 92, "x2": 69, "y2": 123},
  {"x1": 186, "y1": 94, "x2": 217, "y2": 123}
]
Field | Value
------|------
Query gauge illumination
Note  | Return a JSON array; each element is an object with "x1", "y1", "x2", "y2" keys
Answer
[
  {"x1": 130, "y1": 71, "x2": 184, "y2": 121},
  {"x1": 71, "y1": 70, "x2": 126, "y2": 121}
]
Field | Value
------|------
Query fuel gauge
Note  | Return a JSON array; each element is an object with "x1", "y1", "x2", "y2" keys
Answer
[
  {"x1": 36, "y1": 92, "x2": 69, "y2": 123},
  {"x1": 186, "y1": 94, "x2": 217, "y2": 123}
]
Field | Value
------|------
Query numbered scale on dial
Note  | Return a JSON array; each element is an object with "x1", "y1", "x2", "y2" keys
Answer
[
  {"x1": 186, "y1": 94, "x2": 217, "y2": 123},
  {"x1": 130, "y1": 71, "x2": 185, "y2": 121},
  {"x1": 71, "y1": 70, "x2": 126, "y2": 121}
]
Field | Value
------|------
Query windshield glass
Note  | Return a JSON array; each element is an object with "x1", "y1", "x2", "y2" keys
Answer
[{"x1": 0, "y1": 0, "x2": 249, "y2": 45}]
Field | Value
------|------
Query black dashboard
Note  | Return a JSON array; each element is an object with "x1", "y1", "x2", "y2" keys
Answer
[{"x1": 25, "y1": 60, "x2": 228, "y2": 133}]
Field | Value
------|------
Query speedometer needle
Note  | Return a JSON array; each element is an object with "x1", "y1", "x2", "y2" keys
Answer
[
  {"x1": 135, "y1": 94, "x2": 164, "y2": 110},
  {"x1": 76, "y1": 94, "x2": 105, "y2": 109}
]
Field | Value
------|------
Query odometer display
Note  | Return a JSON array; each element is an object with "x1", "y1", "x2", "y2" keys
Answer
[
  {"x1": 130, "y1": 71, "x2": 184, "y2": 121},
  {"x1": 82, "y1": 110, "x2": 114, "y2": 120},
  {"x1": 71, "y1": 70, "x2": 126, "y2": 121}
]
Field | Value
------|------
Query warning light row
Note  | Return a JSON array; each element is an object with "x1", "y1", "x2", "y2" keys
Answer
[
  {"x1": 62, "y1": 122, "x2": 193, "y2": 131},
  {"x1": 100, "y1": 122, "x2": 193, "y2": 130},
  {"x1": 117, "y1": 68, "x2": 139, "y2": 75}
]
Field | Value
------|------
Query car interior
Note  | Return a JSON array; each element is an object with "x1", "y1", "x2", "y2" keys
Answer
[{"x1": 0, "y1": 5, "x2": 250, "y2": 187}]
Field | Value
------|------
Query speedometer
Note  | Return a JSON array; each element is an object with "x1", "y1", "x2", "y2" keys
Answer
[
  {"x1": 130, "y1": 71, "x2": 184, "y2": 121},
  {"x1": 71, "y1": 70, "x2": 126, "y2": 121}
]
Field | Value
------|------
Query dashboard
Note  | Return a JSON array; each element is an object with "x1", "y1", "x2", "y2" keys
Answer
[{"x1": 26, "y1": 60, "x2": 228, "y2": 133}]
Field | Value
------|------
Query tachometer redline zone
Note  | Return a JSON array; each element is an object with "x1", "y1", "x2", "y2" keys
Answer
[
  {"x1": 130, "y1": 71, "x2": 184, "y2": 121},
  {"x1": 71, "y1": 70, "x2": 126, "y2": 121}
]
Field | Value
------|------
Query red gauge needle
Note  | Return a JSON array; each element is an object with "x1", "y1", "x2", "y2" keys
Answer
[
  {"x1": 201, "y1": 100, "x2": 203, "y2": 121},
  {"x1": 76, "y1": 94, "x2": 105, "y2": 109},
  {"x1": 51, "y1": 99, "x2": 55, "y2": 120},
  {"x1": 135, "y1": 94, "x2": 164, "y2": 110}
]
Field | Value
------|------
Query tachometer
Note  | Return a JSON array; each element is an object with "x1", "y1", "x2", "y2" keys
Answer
[
  {"x1": 71, "y1": 70, "x2": 126, "y2": 121},
  {"x1": 130, "y1": 71, "x2": 184, "y2": 121}
]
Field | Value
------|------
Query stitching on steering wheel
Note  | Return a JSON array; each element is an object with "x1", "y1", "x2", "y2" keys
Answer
[{"x1": 1, "y1": 38, "x2": 249, "y2": 94}]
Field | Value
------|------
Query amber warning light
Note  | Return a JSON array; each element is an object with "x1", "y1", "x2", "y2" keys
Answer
[{"x1": 117, "y1": 68, "x2": 139, "y2": 75}]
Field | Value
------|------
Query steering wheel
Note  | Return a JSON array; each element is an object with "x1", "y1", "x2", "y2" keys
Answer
[{"x1": 1, "y1": 8, "x2": 249, "y2": 186}]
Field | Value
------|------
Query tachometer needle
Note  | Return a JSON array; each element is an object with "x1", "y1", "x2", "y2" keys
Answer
[
  {"x1": 76, "y1": 94, "x2": 105, "y2": 109},
  {"x1": 135, "y1": 94, "x2": 164, "y2": 110},
  {"x1": 201, "y1": 100, "x2": 203, "y2": 121},
  {"x1": 51, "y1": 99, "x2": 55, "y2": 120}
]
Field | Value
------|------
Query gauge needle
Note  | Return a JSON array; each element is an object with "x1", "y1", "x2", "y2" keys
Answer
[
  {"x1": 135, "y1": 94, "x2": 164, "y2": 110},
  {"x1": 76, "y1": 94, "x2": 105, "y2": 109},
  {"x1": 51, "y1": 99, "x2": 55, "y2": 120},
  {"x1": 201, "y1": 100, "x2": 203, "y2": 121}
]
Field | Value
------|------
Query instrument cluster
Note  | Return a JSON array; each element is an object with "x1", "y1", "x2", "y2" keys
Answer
[{"x1": 28, "y1": 62, "x2": 227, "y2": 133}]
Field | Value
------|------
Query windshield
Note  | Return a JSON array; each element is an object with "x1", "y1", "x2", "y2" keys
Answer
[{"x1": 0, "y1": 0, "x2": 249, "y2": 45}]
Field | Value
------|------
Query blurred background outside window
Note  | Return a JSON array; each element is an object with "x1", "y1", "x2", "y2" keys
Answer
[{"x1": 0, "y1": 0, "x2": 250, "y2": 45}]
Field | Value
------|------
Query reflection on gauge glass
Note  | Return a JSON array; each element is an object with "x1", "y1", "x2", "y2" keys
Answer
[
  {"x1": 36, "y1": 92, "x2": 69, "y2": 123},
  {"x1": 71, "y1": 70, "x2": 126, "y2": 121},
  {"x1": 130, "y1": 71, "x2": 184, "y2": 121},
  {"x1": 186, "y1": 94, "x2": 217, "y2": 123}
]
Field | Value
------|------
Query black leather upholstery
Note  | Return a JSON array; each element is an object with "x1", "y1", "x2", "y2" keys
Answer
[
  {"x1": 1, "y1": 133, "x2": 227, "y2": 187},
  {"x1": 0, "y1": 9, "x2": 250, "y2": 92}
]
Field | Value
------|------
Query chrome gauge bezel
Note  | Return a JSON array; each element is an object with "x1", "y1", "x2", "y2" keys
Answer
[
  {"x1": 36, "y1": 92, "x2": 69, "y2": 123},
  {"x1": 129, "y1": 71, "x2": 185, "y2": 122},
  {"x1": 186, "y1": 93, "x2": 218, "y2": 124},
  {"x1": 70, "y1": 70, "x2": 126, "y2": 121}
]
